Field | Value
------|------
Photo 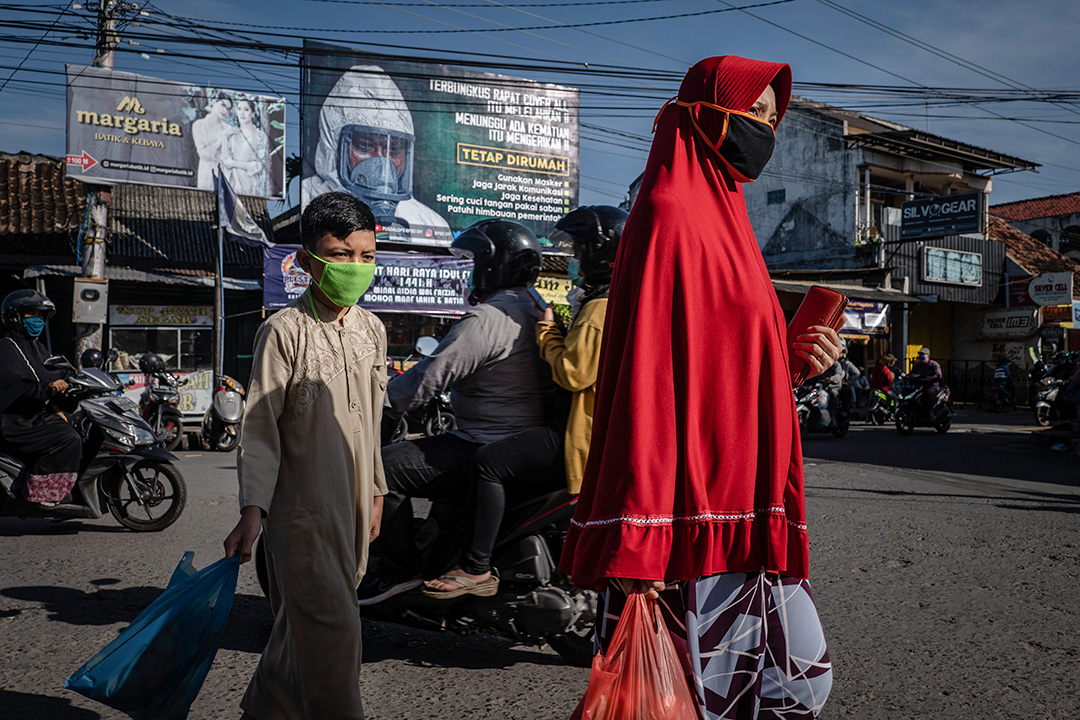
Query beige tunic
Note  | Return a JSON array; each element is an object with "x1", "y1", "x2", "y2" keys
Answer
[{"x1": 237, "y1": 291, "x2": 387, "y2": 720}]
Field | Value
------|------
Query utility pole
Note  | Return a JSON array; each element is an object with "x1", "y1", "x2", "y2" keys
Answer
[{"x1": 76, "y1": 0, "x2": 119, "y2": 364}]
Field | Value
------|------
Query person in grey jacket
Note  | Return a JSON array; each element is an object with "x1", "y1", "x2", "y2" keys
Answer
[{"x1": 359, "y1": 219, "x2": 563, "y2": 605}]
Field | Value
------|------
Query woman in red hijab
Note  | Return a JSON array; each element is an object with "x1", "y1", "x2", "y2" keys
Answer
[{"x1": 562, "y1": 56, "x2": 839, "y2": 719}]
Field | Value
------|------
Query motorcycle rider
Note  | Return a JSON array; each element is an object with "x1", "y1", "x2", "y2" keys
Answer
[
  {"x1": 0, "y1": 290, "x2": 82, "y2": 507},
  {"x1": 992, "y1": 356, "x2": 1015, "y2": 405},
  {"x1": 870, "y1": 353, "x2": 898, "y2": 404},
  {"x1": 536, "y1": 205, "x2": 626, "y2": 495},
  {"x1": 301, "y1": 64, "x2": 452, "y2": 244},
  {"x1": 808, "y1": 359, "x2": 844, "y2": 428},
  {"x1": 361, "y1": 219, "x2": 563, "y2": 604},
  {"x1": 909, "y1": 346, "x2": 943, "y2": 419}
]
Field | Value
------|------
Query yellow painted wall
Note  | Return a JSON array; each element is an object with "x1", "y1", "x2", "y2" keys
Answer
[{"x1": 906, "y1": 301, "x2": 955, "y2": 366}]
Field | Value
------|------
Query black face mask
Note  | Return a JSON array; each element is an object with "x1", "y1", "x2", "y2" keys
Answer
[{"x1": 672, "y1": 99, "x2": 776, "y2": 182}]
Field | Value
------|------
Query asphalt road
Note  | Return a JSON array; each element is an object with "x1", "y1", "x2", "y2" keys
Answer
[{"x1": 1, "y1": 409, "x2": 1077, "y2": 720}]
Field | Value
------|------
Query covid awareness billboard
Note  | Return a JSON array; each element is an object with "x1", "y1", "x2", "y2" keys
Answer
[
  {"x1": 66, "y1": 64, "x2": 286, "y2": 199},
  {"x1": 301, "y1": 40, "x2": 579, "y2": 247}
]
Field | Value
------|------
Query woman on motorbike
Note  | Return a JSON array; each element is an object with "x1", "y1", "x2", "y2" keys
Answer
[
  {"x1": 0, "y1": 290, "x2": 82, "y2": 507},
  {"x1": 535, "y1": 205, "x2": 627, "y2": 495}
]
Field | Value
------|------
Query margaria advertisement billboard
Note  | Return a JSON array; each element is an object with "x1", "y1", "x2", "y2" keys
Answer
[
  {"x1": 301, "y1": 40, "x2": 580, "y2": 247},
  {"x1": 65, "y1": 64, "x2": 286, "y2": 199}
]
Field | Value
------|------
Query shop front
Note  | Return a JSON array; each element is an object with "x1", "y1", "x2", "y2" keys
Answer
[{"x1": 107, "y1": 303, "x2": 215, "y2": 423}]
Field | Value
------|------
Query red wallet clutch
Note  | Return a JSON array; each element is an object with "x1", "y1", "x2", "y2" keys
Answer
[{"x1": 787, "y1": 285, "x2": 849, "y2": 387}]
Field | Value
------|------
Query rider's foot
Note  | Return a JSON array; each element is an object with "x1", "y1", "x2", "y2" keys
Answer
[
  {"x1": 356, "y1": 575, "x2": 422, "y2": 606},
  {"x1": 423, "y1": 568, "x2": 491, "y2": 593}
]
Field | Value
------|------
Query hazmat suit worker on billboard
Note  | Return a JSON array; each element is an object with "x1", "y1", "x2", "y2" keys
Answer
[{"x1": 303, "y1": 65, "x2": 453, "y2": 245}]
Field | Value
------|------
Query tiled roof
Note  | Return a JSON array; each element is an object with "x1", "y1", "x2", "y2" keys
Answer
[
  {"x1": 0, "y1": 153, "x2": 271, "y2": 277},
  {"x1": 989, "y1": 215, "x2": 1080, "y2": 296},
  {"x1": 990, "y1": 191, "x2": 1080, "y2": 221}
]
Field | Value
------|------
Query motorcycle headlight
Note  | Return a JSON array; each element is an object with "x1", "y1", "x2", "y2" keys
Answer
[
  {"x1": 130, "y1": 425, "x2": 156, "y2": 446},
  {"x1": 105, "y1": 426, "x2": 134, "y2": 446}
]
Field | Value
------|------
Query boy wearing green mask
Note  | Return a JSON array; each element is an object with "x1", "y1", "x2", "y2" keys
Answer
[{"x1": 224, "y1": 191, "x2": 386, "y2": 720}]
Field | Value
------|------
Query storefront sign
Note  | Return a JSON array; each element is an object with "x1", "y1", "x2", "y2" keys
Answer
[
  {"x1": 1028, "y1": 272, "x2": 1074, "y2": 306},
  {"x1": 66, "y1": 65, "x2": 285, "y2": 198},
  {"x1": 922, "y1": 246, "x2": 982, "y2": 286},
  {"x1": 109, "y1": 304, "x2": 213, "y2": 326},
  {"x1": 1006, "y1": 274, "x2": 1036, "y2": 307},
  {"x1": 119, "y1": 370, "x2": 212, "y2": 416},
  {"x1": 901, "y1": 191, "x2": 983, "y2": 240},
  {"x1": 1040, "y1": 304, "x2": 1073, "y2": 325},
  {"x1": 302, "y1": 41, "x2": 579, "y2": 247},
  {"x1": 264, "y1": 245, "x2": 472, "y2": 314},
  {"x1": 976, "y1": 307, "x2": 1038, "y2": 340},
  {"x1": 535, "y1": 274, "x2": 572, "y2": 306},
  {"x1": 840, "y1": 301, "x2": 890, "y2": 338}
]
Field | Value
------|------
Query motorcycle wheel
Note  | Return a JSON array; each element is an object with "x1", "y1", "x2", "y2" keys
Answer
[
  {"x1": 935, "y1": 411, "x2": 952, "y2": 434},
  {"x1": 214, "y1": 426, "x2": 241, "y2": 452},
  {"x1": 546, "y1": 587, "x2": 598, "y2": 668},
  {"x1": 423, "y1": 410, "x2": 456, "y2": 438},
  {"x1": 989, "y1": 397, "x2": 1004, "y2": 414},
  {"x1": 895, "y1": 407, "x2": 915, "y2": 435},
  {"x1": 106, "y1": 460, "x2": 187, "y2": 532},
  {"x1": 390, "y1": 416, "x2": 408, "y2": 444},
  {"x1": 1035, "y1": 406, "x2": 1051, "y2": 427},
  {"x1": 868, "y1": 405, "x2": 885, "y2": 426},
  {"x1": 160, "y1": 415, "x2": 183, "y2": 451},
  {"x1": 832, "y1": 414, "x2": 850, "y2": 438}
]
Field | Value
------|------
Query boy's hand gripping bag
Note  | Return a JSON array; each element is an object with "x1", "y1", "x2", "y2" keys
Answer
[
  {"x1": 64, "y1": 552, "x2": 240, "y2": 720},
  {"x1": 576, "y1": 593, "x2": 701, "y2": 720}
]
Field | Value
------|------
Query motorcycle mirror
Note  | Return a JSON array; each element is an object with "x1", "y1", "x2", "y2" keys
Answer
[
  {"x1": 43, "y1": 355, "x2": 76, "y2": 372},
  {"x1": 106, "y1": 347, "x2": 119, "y2": 362},
  {"x1": 415, "y1": 336, "x2": 439, "y2": 357}
]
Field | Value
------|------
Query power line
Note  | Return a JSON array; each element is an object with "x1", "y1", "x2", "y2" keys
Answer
[{"x1": 0, "y1": 0, "x2": 71, "y2": 95}]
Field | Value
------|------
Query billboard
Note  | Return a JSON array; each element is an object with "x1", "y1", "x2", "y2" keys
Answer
[
  {"x1": 264, "y1": 245, "x2": 472, "y2": 315},
  {"x1": 301, "y1": 40, "x2": 579, "y2": 247},
  {"x1": 901, "y1": 191, "x2": 983, "y2": 240},
  {"x1": 66, "y1": 64, "x2": 285, "y2": 198}
]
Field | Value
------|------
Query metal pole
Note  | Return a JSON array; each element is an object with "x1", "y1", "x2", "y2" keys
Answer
[{"x1": 215, "y1": 224, "x2": 224, "y2": 384}]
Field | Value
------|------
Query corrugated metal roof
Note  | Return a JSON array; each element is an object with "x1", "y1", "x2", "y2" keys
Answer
[
  {"x1": 109, "y1": 183, "x2": 270, "y2": 276},
  {"x1": 770, "y1": 279, "x2": 922, "y2": 304},
  {"x1": 990, "y1": 192, "x2": 1080, "y2": 221}
]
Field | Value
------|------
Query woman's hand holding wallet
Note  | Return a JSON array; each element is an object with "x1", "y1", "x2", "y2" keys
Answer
[{"x1": 787, "y1": 286, "x2": 849, "y2": 386}]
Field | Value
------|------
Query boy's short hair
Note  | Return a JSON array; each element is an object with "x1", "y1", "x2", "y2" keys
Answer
[{"x1": 300, "y1": 192, "x2": 376, "y2": 253}]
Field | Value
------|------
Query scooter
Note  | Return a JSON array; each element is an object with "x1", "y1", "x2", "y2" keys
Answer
[
  {"x1": 139, "y1": 370, "x2": 186, "y2": 451},
  {"x1": 866, "y1": 388, "x2": 898, "y2": 425},
  {"x1": 895, "y1": 380, "x2": 952, "y2": 434},
  {"x1": 1033, "y1": 377, "x2": 1076, "y2": 427},
  {"x1": 253, "y1": 475, "x2": 597, "y2": 667},
  {"x1": 202, "y1": 375, "x2": 245, "y2": 452},
  {"x1": 795, "y1": 379, "x2": 849, "y2": 438},
  {"x1": 386, "y1": 337, "x2": 457, "y2": 443},
  {"x1": 0, "y1": 357, "x2": 186, "y2": 532},
  {"x1": 987, "y1": 381, "x2": 1015, "y2": 414}
]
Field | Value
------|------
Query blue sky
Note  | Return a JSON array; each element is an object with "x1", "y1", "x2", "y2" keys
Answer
[{"x1": 2, "y1": 0, "x2": 1079, "y2": 215}]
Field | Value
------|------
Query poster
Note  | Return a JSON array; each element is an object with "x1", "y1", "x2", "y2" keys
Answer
[
  {"x1": 301, "y1": 40, "x2": 579, "y2": 247},
  {"x1": 66, "y1": 64, "x2": 285, "y2": 198},
  {"x1": 975, "y1": 307, "x2": 1038, "y2": 340},
  {"x1": 264, "y1": 245, "x2": 472, "y2": 315},
  {"x1": 840, "y1": 301, "x2": 890, "y2": 337}
]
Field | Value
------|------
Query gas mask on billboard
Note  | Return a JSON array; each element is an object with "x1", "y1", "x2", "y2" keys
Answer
[{"x1": 337, "y1": 125, "x2": 414, "y2": 226}]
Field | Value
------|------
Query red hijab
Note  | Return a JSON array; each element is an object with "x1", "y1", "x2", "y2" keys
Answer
[{"x1": 560, "y1": 56, "x2": 808, "y2": 591}]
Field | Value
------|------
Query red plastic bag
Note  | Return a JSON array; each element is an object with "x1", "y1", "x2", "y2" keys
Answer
[{"x1": 577, "y1": 593, "x2": 701, "y2": 720}]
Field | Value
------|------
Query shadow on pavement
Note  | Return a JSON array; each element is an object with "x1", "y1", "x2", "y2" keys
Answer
[
  {"x1": 360, "y1": 618, "x2": 569, "y2": 670},
  {"x1": 810, "y1": 485, "x2": 1080, "y2": 513},
  {"x1": 0, "y1": 518, "x2": 128, "y2": 536},
  {"x1": 0, "y1": 583, "x2": 272, "y2": 654},
  {"x1": 0, "y1": 690, "x2": 101, "y2": 719}
]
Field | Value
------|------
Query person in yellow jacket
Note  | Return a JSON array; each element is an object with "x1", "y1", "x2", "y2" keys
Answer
[{"x1": 535, "y1": 206, "x2": 628, "y2": 494}]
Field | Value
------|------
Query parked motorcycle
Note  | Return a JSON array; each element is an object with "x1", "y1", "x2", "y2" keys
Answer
[
  {"x1": 894, "y1": 380, "x2": 952, "y2": 434},
  {"x1": 386, "y1": 336, "x2": 457, "y2": 444},
  {"x1": 254, "y1": 472, "x2": 595, "y2": 666},
  {"x1": 0, "y1": 357, "x2": 186, "y2": 531},
  {"x1": 202, "y1": 375, "x2": 245, "y2": 452},
  {"x1": 139, "y1": 370, "x2": 186, "y2": 451},
  {"x1": 794, "y1": 379, "x2": 849, "y2": 438}
]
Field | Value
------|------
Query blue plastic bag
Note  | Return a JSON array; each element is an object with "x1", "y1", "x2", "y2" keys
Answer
[{"x1": 65, "y1": 552, "x2": 240, "y2": 720}]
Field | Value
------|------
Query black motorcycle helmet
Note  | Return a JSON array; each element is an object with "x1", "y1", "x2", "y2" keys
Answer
[
  {"x1": 451, "y1": 219, "x2": 543, "y2": 306},
  {"x1": 80, "y1": 348, "x2": 105, "y2": 370},
  {"x1": 549, "y1": 205, "x2": 628, "y2": 286},
  {"x1": 1, "y1": 289, "x2": 56, "y2": 329},
  {"x1": 138, "y1": 351, "x2": 166, "y2": 374}
]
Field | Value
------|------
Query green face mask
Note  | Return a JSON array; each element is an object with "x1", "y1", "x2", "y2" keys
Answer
[{"x1": 307, "y1": 252, "x2": 376, "y2": 309}]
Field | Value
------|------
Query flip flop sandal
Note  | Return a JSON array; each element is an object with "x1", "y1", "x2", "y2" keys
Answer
[{"x1": 422, "y1": 573, "x2": 499, "y2": 600}]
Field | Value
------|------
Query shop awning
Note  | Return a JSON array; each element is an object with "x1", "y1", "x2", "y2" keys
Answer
[
  {"x1": 23, "y1": 264, "x2": 262, "y2": 291},
  {"x1": 771, "y1": 279, "x2": 922, "y2": 304}
]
